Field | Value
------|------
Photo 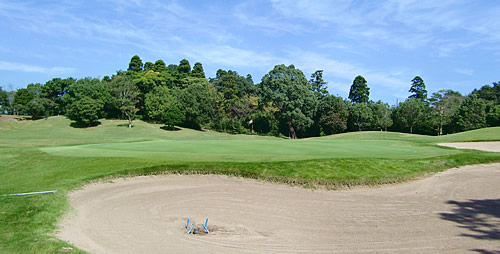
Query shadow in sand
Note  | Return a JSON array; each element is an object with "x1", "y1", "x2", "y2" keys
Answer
[
  {"x1": 440, "y1": 199, "x2": 500, "y2": 253},
  {"x1": 470, "y1": 249, "x2": 500, "y2": 254}
]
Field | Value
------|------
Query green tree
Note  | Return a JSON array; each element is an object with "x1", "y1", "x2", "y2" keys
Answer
[
  {"x1": 145, "y1": 86, "x2": 176, "y2": 122},
  {"x1": 66, "y1": 96, "x2": 103, "y2": 126},
  {"x1": 429, "y1": 90, "x2": 463, "y2": 135},
  {"x1": 64, "y1": 78, "x2": 110, "y2": 125},
  {"x1": 26, "y1": 97, "x2": 55, "y2": 120},
  {"x1": 472, "y1": 82, "x2": 499, "y2": 104},
  {"x1": 393, "y1": 98, "x2": 426, "y2": 133},
  {"x1": 178, "y1": 79, "x2": 217, "y2": 129},
  {"x1": 153, "y1": 60, "x2": 167, "y2": 73},
  {"x1": 12, "y1": 83, "x2": 57, "y2": 119},
  {"x1": 486, "y1": 104, "x2": 500, "y2": 126},
  {"x1": 0, "y1": 87, "x2": 9, "y2": 113},
  {"x1": 111, "y1": 76, "x2": 139, "y2": 128},
  {"x1": 246, "y1": 74, "x2": 254, "y2": 85},
  {"x1": 472, "y1": 82, "x2": 500, "y2": 127},
  {"x1": 191, "y1": 62, "x2": 206, "y2": 78},
  {"x1": 259, "y1": 64, "x2": 316, "y2": 138},
  {"x1": 64, "y1": 78, "x2": 110, "y2": 106},
  {"x1": 13, "y1": 88, "x2": 34, "y2": 115},
  {"x1": 210, "y1": 69, "x2": 257, "y2": 130},
  {"x1": 348, "y1": 75, "x2": 370, "y2": 103},
  {"x1": 213, "y1": 69, "x2": 238, "y2": 102},
  {"x1": 349, "y1": 102, "x2": 373, "y2": 131},
  {"x1": 316, "y1": 95, "x2": 349, "y2": 135},
  {"x1": 167, "y1": 64, "x2": 178, "y2": 72},
  {"x1": 161, "y1": 103, "x2": 185, "y2": 129},
  {"x1": 309, "y1": 70, "x2": 329, "y2": 100},
  {"x1": 178, "y1": 59, "x2": 191, "y2": 74},
  {"x1": 409, "y1": 76, "x2": 427, "y2": 101},
  {"x1": 133, "y1": 70, "x2": 170, "y2": 115},
  {"x1": 212, "y1": 69, "x2": 255, "y2": 99},
  {"x1": 453, "y1": 94, "x2": 486, "y2": 132},
  {"x1": 143, "y1": 61, "x2": 154, "y2": 71},
  {"x1": 371, "y1": 101, "x2": 392, "y2": 131},
  {"x1": 42, "y1": 77, "x2": 75, "y2": 114},
  {"x1": 134, "y1": 70, "x2": 168, "y2": 94},
  {"x1": 128, "y1": 55, "x2": 143, "y2": 72}
]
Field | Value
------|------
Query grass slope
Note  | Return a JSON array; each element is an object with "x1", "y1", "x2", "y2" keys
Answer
[{"x1": 1, "y1": 115, "x2": 499, "y2": 253}]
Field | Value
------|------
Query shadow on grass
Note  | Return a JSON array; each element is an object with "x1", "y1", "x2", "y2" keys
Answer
[
  {"x1": 116, "y1": 123, "x2": 135, "y2": 128},
  {"x1": 14, "y1": 116, "x2": 30, "y2": 121},
  {"x1": 70, "y1": 121, "x2": 101, "y2": 128},
  {"x1": 440, "y1": 199, "x2": 500, "y2": 253},
  {"x1": 160, "y1": 126, "x2": 182, "y2": 131}
]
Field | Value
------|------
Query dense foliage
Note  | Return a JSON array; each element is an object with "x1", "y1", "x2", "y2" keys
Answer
[{"x1": 3, "y1": 55, "x2": 499, "y2": 137}]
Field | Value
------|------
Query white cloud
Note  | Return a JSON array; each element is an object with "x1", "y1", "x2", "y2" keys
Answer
[
  {"x1": 280, "y1": 50, "x2": 412, "y2": 100},
  {"x1": 289, "y1": 51, "x2": 408, "y2": 87},
  {"x1": 454, "y1": 68, "x2": 473, "y2": 76},
  {"x1": 264, "y1": 0, "x2": 500, "y2": 52},
  {"x1": 0, "y1": 61, "x2": 75, "y2": 74},
  {"x1": 184, "y1": 45, "x2": 281, "y2": 70},
  {"x1": 233, "y1": 3, "x2": 306, "y2": 35}
]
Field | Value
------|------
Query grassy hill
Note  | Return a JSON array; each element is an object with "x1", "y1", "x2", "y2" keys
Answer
[{"x1": 0, "y1": 115, "x2": 499, "y2": 253}]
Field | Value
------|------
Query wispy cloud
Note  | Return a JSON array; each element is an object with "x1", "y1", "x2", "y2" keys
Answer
[
  {"x1": 454, "y1": 68, "x2": 473, "y2": 76},
  {"x1": 0, "y1": 0, "x2": 496, "y2": 99},
  {"x1": 263, "y1": 0, "x2": 498, "y2": 53},
  {"x1": 233, "y1": 2, "x2": 306, "y2": 35},
  {"x1": 183, "y1": 44, "x2": 281, "y2": 71},
  {"x1": 0, "y1": 61, "x2": 76, "y2": 74},
  {"x1": 289, "y1": 51, "x2": 408, "y2": 87}
]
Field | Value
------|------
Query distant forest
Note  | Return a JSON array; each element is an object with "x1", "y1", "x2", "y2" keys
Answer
[{"x1": 1, "y1": 55, "x2": 499, "y2": 138}]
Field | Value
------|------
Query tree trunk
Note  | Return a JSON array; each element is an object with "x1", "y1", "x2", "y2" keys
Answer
[
  {"x1": 410, "y1": 125, "x2": 413, "y2": 134},
  {"x1": 288, "y1": 122, "x2": 297, "y2": 139},
  {"x1": 125, "y1": 112, "x2": 132, "y2": 128}
]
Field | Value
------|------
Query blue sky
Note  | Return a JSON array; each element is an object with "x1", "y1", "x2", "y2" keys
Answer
[{"x1": 0, "y1": 0, "x2": 499, "y2": 104}]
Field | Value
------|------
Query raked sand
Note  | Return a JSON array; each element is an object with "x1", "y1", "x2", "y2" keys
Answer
[{"x1": 56, "y1": 142, "x2": 500, "y2": 253}]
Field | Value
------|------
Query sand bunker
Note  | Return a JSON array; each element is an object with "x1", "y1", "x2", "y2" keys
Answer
[
  {"x1": 439, "y1": 141, "x2": 500, "y2": 153},
  {"x1": 57, "y1": 143, "x2": 500, "y2": 253}
]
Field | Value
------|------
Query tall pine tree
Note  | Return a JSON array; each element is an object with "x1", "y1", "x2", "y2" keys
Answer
[
  {"x1": 309, "y1": 70, "x2": 329, "y2": 100},
  {"x1": 348, "y1": 75, "x2": 369, "y2": 103},
  {"x1": 409, "y1": 76, "x2": 427, "y2": 101}
]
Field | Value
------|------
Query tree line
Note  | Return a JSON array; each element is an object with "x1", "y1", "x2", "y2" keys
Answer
[{"x1": 0, "y1": 55, "x2": 498, "y2": 138}]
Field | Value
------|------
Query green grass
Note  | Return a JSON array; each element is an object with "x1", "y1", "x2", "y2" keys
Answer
[
  {"x1": 1, "y1": 115, "x2": 499, "y2": 253},
  {"x1": 40, "y1": 139, "x2": 460, "y2": 161}
]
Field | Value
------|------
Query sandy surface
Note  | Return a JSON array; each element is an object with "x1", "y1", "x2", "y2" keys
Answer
[
  {"x1": 57, "y1": 144, "x2": 500, "y2": 253},
  {"x1": 439, "y1": 141, "x2": 500, "y2": 153}
]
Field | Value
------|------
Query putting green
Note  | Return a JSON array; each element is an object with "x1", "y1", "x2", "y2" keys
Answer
[{"x1": 40, "y1": 139, "x2": 460, "y2": 162}]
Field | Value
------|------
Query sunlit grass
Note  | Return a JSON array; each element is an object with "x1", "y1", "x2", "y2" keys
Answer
[{"x1": 0, "y1": 116, "x2": 499, "y2": 253}]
